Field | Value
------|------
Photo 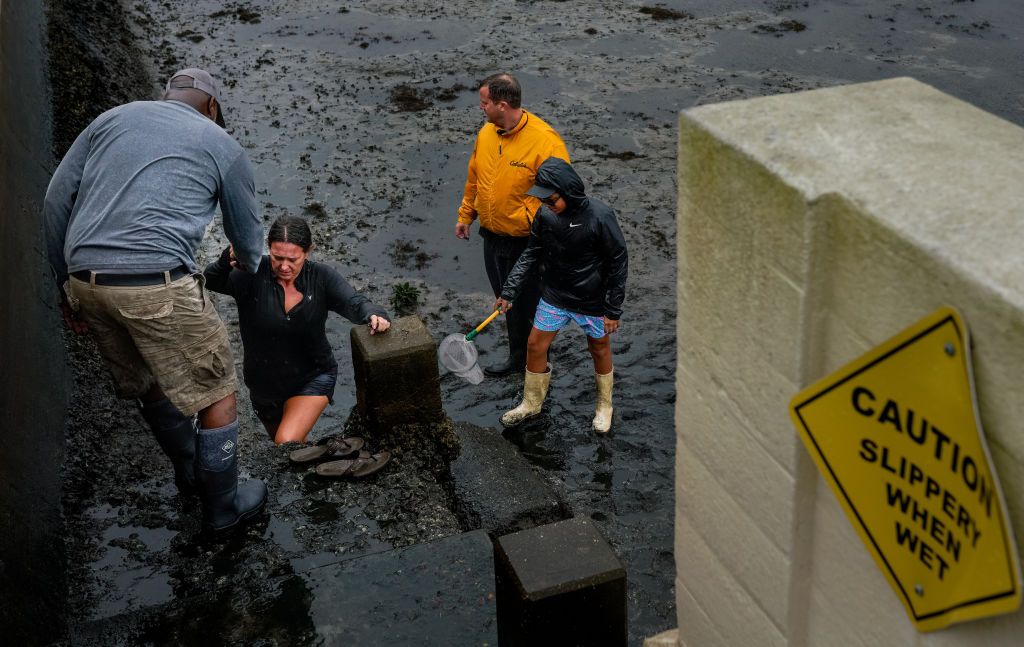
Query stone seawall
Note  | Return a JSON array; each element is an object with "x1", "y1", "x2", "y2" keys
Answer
[
  {"x1": 0, "y1": 1, "x2": 152, "y2": 642},
  {"x1": 0, "y1": 1, "x2": 67, "y2": 643}
]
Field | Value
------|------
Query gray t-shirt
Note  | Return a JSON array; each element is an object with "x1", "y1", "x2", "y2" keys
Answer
[{"x1": 44, "y1": 100, "x2": 263, "y2": 280}]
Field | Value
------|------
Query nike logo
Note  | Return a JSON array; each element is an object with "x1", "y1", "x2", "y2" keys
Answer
[{"x1": 569, "y1": 223, "x2": 582, "y2": 228}]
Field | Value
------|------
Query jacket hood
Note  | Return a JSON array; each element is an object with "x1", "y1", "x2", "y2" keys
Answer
[{"x1": 534, "y1": 157, "x2": 587, "y2": 211}]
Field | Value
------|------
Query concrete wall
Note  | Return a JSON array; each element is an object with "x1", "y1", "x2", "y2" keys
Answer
[
  {"x1": 0, "y1": 0, "x2": 70, "y2": 643},
  {"x1": 673, "y1": 78, "x2": 1024, "y2": 645}
]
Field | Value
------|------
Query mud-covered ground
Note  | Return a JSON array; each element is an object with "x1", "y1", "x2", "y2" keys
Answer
[{"x1": 54, "y1": 0, "x2": 1024, "y2": 645}]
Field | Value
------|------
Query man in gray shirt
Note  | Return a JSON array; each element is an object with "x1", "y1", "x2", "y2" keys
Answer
[{"x1": 44, "y1": 68, "x2": 267, "y2": 536}]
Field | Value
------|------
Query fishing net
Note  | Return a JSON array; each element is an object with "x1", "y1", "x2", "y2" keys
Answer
[{"x1": 438, "y1": 333, "x2": 484, "y2": 384}]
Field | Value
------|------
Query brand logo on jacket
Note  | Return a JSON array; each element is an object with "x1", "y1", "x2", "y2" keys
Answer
[{"x1": 509, "y1": 160, "x2": 529, "y2": 169}]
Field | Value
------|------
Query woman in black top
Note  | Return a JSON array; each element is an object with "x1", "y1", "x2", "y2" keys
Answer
[{"x1": 205, "y1": 215, "x2": 390, "y2": 444}]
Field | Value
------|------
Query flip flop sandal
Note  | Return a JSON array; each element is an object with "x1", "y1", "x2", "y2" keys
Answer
[
  {"x1": 348, "y1": 450, "x2": 391, "y2": 478},
  {"x1": 289, "y1": 436, "x2": 365, "y2": 464},
  {"x1": 315, "y1": 451, "x2": 372, "y2": 478},
  {"x1": 315, "y1": 450, "x2": 392, "y2": 478}
]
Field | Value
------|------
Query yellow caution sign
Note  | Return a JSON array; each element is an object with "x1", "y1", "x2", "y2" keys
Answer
[{"x1": 790, "y1": 306, "x2": 1020, "y2": 631}]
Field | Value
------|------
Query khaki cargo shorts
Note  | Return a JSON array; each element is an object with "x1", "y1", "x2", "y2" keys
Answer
[{"x1": 67, "y1": 272, "x2": 236, "y2": 417}]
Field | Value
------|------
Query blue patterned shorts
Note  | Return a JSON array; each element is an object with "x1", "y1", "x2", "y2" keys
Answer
[{"x1": 533, "y1": 298, "x2": 606, "y2": 338}]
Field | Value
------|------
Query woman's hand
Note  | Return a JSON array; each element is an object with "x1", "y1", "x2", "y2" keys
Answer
[
  {"x1": 604, "y1": 317, "x2": 620, "y2": 334},
  {"x1": 59, "y1": 299, "x2": 89, "y2": 335},
  {"x1": 369, "y1": 315, "x2": 390, "y2": 335},
  {"x1": 494, "y1": 298, "x2": 512, "y2": 313},
  {"x1": 228, "y1": 245, "x2": 238, "y2": 268}
]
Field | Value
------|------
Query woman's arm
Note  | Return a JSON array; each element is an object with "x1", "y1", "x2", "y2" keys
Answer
[
  {"x1": 323, "y1": 265, "x2": 390, "y2": 324},
  {"x1": 204, "y1": 246, "x2": 241, "y2": 296}
]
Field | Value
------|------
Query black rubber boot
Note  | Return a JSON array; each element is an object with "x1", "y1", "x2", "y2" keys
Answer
[
  {"x1": 485, "y1": 314, "x2": 529, "y2": 377},
  {"x1": 140, "y1": 397, "x2": 197, "y2": 496},
  {"x1": 484, "y1": 351, "x2": 526, "y2": 377},
  {"x1": 195, "y1": 420, "x2": 268, "y2": 535}
]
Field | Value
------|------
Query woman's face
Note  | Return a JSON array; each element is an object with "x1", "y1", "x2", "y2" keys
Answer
[{"x1": 269, "y1": 241, "x2": 308, "y2": 281}]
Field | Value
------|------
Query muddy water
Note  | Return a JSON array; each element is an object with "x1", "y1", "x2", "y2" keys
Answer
[{"x1": 59, "y1": 0, "x2": 1024, "y2": 644}]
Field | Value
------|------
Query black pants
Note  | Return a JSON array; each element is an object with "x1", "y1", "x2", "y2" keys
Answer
[{"x1": 482, "y1": 229, "x2": 542, "y2": 362}]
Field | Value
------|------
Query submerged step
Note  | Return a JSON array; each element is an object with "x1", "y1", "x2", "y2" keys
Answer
[
  {"x1": 69, "y1": 529, "x2": 498, "y2": 645},
  {"x1": 450, "y1": 422, "x2": 571, "y2": 536},
  {"x1": 301, "y1": 528, "x2": 497, "y2": 644}
]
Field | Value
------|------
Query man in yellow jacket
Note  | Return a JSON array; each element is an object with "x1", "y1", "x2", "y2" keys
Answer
[{"x1": 455, "y1": 72, "x2": 569, "y2": 376}]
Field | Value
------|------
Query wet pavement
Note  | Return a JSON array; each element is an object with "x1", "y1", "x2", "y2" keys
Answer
[{"x1": 55, "y1": 1, "x2": 1024, "y2": 645}]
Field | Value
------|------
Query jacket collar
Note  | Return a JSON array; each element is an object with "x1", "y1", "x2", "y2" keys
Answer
[{"x1": 496, "y1": 110, "x2": 529, "y2": 137}]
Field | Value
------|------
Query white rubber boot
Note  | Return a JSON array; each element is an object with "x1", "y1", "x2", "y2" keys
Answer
[
  {"x1": 500, "y1": 368, "x2": 551, "y2": 427},
  {"x1": 593, "y1": 370, "x2": 614, "y2": 434}
]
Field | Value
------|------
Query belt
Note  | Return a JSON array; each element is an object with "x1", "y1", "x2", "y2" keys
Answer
[{"x1": 71, "y1": 266, "x2": 190, "y2": 287}]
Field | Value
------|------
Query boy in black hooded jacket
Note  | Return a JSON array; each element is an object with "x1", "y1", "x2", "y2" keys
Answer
[{"x1": 495, "y1": 157, "x2": 628, "y2": 433}]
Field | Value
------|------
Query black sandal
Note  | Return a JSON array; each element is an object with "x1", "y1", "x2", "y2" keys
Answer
[
  {"x1": 315, "y1": 451, "x2": 391, "y2": 478},
  {"x1": 288, "y1": 436, "x2": 365, "y2": 464}
]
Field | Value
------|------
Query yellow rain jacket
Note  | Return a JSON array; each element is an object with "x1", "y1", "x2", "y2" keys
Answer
[{"x1": 458, "y1": 110, "x2": 569, "y2": 237}]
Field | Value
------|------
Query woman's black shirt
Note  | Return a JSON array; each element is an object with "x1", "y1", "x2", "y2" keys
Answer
[{"x1": 204, "y1": 248, "x2": 388, "y2": 400}]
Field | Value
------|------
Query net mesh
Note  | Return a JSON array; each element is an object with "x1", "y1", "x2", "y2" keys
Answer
[{"x1": 438, "y1": 333, "x2": 484, "y2": 384}]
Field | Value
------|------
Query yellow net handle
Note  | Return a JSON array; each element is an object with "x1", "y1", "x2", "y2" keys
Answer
[{"x1": 465, "y1": 309, "x2": 501, "y2": 341}]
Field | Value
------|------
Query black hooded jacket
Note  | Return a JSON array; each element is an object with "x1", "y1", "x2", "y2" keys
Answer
[{"x1": 501, "y1": 158, "x2": 628, "y2": 319}]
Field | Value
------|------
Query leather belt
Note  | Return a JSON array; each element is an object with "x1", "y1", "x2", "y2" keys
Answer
[{"x1": 71, "y1": 266, "x2": 190, "y2": 287}]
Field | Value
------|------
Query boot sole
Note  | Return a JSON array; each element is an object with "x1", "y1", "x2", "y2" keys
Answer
[{"x1": 500, "y1": 411, "x2": 541, "y2": 429}]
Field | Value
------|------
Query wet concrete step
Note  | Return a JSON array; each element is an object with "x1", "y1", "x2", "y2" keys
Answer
[
  {"x1": 450, "y1": 422, "x2": 571, "y2": 535},
  {"x1": 67, "y1": 529, "x2": 497, "y2": 645}
]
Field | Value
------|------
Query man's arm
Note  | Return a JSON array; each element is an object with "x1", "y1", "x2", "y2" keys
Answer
[
  {"x1": 548, "y1": 134, "x2": 570, "y2": 165},
  {"x1": 43, "y1": 128, "x2": 92, "y2": 334},
  {"x1": 219, "y1": 152, "x2": 263, "y2": 272},
  {"x1": 43, "y1": 128, "x2": 91, "y2": 290},
  {"x1": 456, "y1": 138, "x2": 480, "y2": 239}
]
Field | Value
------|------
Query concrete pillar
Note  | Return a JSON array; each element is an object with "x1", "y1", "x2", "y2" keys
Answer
[
  {"x1": 494, "y1": 516, "x2": 627, "y2": 646},
  {"x1": 673, "y1": 78, "x2": 1024, "y2": 645},
  {"x1": 350, "y1": 315, "x2": 444, "y2": 435}
]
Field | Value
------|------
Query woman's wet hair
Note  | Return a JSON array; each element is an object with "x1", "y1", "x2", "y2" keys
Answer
[
  {"x1": 268, "y1": 215, "x2": 313, "y2": 252},
  {"x1": 480, "y1": 73, "x2": 521, "y2": 109}
]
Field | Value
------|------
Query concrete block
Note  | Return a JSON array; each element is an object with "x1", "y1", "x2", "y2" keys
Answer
[
  {"x1": 921, "y1": 607, "x2": 1022, "y2": 647},
  {"x1": 677, "y1": 520, "x2": 786, "y2": 646},
  {"x1": 449, "y1": 422, "x2": 570, "y2": 536},
  {"x1": 677, "y1": 361, "x2": 800, "y2": 545},
  {"x1": 350, "y1": 315, "x2": 444, "y2": 434},
  {"x1": 679, "y1": 77, "x2": 1024, "y2": 642},
  {"x1": 678, "y1": 348, "x2": 803, "y2": 477},
  {"x1": 494, "y1": 516, "x2": 626, "y2": 646},
  {"x1": 643, "y1": 628, "x2": 680, "y2": 647},
  {"x1": 806, "y1": 580, "x2": 917, "y2": 647},
  {"x1": 678, "y1": 447, "x2": 791, "y2": 628},
  {"x1": 676, "y1": 583, "x2": 726, "y2": 647},
  {"x1": 989, "y1": 443, "x2": 1024, "y2": 550},
  {"x1": 805, "y1": 478, "x2": 917, "y2": 645}
]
